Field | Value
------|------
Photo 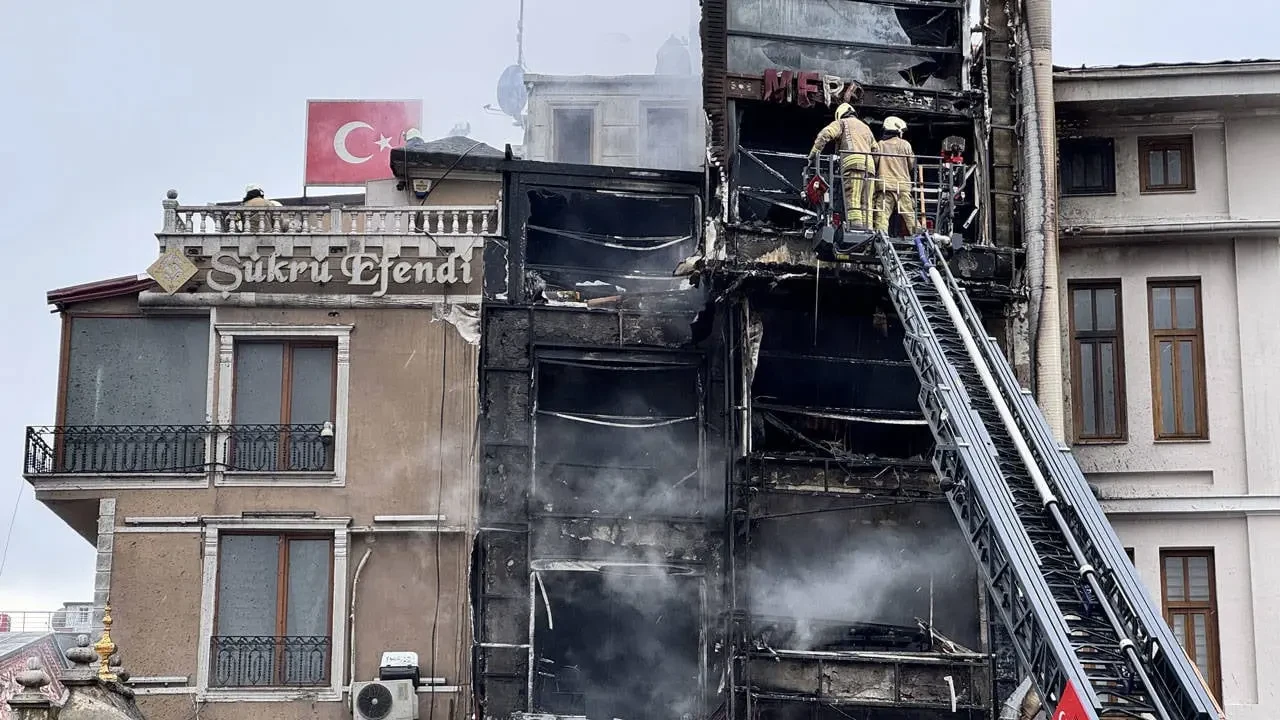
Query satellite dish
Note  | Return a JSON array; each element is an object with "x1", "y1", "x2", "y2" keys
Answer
[{"x1": 497, "y1": 64, "x2": 528, "y2": 120}]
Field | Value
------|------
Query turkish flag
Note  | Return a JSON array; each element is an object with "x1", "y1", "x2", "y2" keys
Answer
[
  {"x1": 1052, "y1": 680, "x2": 1092, "y2": 720},
  {"x1": 305, "y1": 100, "x2": 423, "y2": 186}
]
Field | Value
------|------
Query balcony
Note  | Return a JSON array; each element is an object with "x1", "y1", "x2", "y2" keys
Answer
[
  {"x1": 23, "y1": 424, "x2": 334, "y2": 479},
  {"x1": 209, "y1": 635, "x2": 331, "y2": 688},
  {"x1": 160, "y1": 193, "x2": 500, "y2": 238}
]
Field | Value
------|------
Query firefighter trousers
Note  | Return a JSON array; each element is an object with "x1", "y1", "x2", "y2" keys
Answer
[
  {"x1": 839, "y1": 155, "x2": 873, "y2": 228},
  {"x1": 873, "y1": 180, "x2": 920, "y2": 235}
]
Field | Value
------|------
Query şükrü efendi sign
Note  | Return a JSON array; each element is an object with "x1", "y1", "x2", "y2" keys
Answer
[
  {"x1": 147, "y1": 246, "x2": 472, "y2": 298},
  {"x1": 208, "y1": 250, "x2": 472, "y2": 297}
]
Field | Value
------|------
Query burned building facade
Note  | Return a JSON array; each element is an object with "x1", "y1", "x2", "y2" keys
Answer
[
  {"x1": 474, "y1": 3, "x2": 1221, "y2": 720},
  {"x1": 475, "y1": 4, "x2": 1019, "y2": 719}
]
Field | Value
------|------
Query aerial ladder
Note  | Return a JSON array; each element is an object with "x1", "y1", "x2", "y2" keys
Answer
[{"x1": 790, "y1": 142, "x2": 1222, "y2": 719}]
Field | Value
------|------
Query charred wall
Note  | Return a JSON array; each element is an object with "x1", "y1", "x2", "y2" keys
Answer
[{"x1": 475, "y1": 162, "x2": 722, "y2": 720}]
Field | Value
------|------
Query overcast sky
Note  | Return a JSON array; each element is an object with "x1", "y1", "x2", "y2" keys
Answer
[{"x1": 0, "y1": 0, "x2": 1276, "y2": 612}]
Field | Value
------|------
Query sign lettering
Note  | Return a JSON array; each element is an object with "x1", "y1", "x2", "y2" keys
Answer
[
  {"x1": 206, "y1": 250, "x2": 471, "y2": 298},
  {"x1": 762, "y1": 69, "x2": 861, "y2": 108}
]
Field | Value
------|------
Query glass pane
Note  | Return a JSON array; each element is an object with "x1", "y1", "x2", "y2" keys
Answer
[
  {"x1": 1095, "y1": 288, "x2": 1117, "y2": 332},
  {"x1": 1073, "y1": 289, "x2": 1094, "y2": 333},
  {"x1": 288, "y1": 346, "x2": 336, "y2": 425},
  {"x1": 1079, "y1": 343, "x2": 1096, "y2": 436},
  {"x1": 1179, "y1": 341, "x2": 1198, "y2": 435},
  {"x1": 1168, "y1": 149, "x2": 1184, "y2": 186},
  {"x1": 1085, "y1": 152, "x2": 1103, "y2": 187},
  {"x1": 1188, "y1": 555, "x2": 1211, "y2": 601},
  {"x1": 217, "y1": 535, "x2": 279, "y2": 636},
  {"x1": 1149, "y1": 150, "x2": 1166, "y2": 186},
  {"x1": 1172, "y1": 613, "x2": 1187, "y2": 649},
  {"x1": 1069, "y1": 155, "x2": 1086, "y2": 188},
  {"x1": 286, "y1": 539, "x2": 331, "y2": 637},
  {"x1": 1152, "y1": 287, "x2": 1172, "y2": 329},
  {"x1": 553, "y1": 109, "x2": 594, "y2": 164},
  {"x1": 1100, "y1": 342, "x2": 1118, "y2": 436},
  {"x1": 1165, "y1": 556, "x2": 1185, "y2": 601},
  {"x1": 1192, "y1": 614, "x2": 1210, "y2": 679},
  {"x1": 1159, "y1": 341, "x2": 1176, "y2": 435},
  {"x1": 234, "y1": 343, "x2": 284, "y2": 424},
  {"x1": 1175, "y1": 286, "x2": 1198, "y2": 329}
]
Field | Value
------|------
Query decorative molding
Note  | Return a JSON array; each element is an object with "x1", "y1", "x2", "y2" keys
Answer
[
  {"x1": 29, "y1": 475, "x2": 208, "y2": 492},
  {"x1": 128, "y1": 675, "x2": 189, "y2": 685},
  {"x1": 212, "y1": 324, "x2": 352, "y2": 487},
  {"x1": 124, "y1": 516, "x2": 200, "y2": 525},
  {"x1": 1101, "y1": 494, "x2": 1280, "y2": 516},
  {"x1": 118, "y1": 516, "x2": 202, "y2": 534},
  {"x1": 196, "y1": 518, "x2": 352, "y2": 700},
  {"x1": 350, "y1": 524, "x2": 467, "y2": 535},
  {"x1": 373, "y1": 515, "x2": 447, "y2": 523},
  {"x1": 141, "y1": 292, "x2": 484, "y2": 309}
]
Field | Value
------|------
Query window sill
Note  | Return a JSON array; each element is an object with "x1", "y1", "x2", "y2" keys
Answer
[
  {"x1": 1061, "y1": 191, "x2": 1117, "y2": 198},
  {"x1": 215, "y1": 471, "x2": 343, "y2": 487},
  {"x1": 198, "y1": 687, "x2": 341, "y2": 703},
  {"x1": 1072, "y1": 438, "x2": 1128, "y2": 446},
  {"x1": 1139, "y1": 188, "x2": 1197, "y2": 195},
  {"x1": 1153, "y1": 437, "x2": 1211, "y2": 444}
]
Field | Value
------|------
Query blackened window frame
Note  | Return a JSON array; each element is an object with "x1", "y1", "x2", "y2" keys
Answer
[
  {"x1": 1068, "y1": 280, "x2": 1127, "y2": 442},
  {"x1": 1147, "y1": 279, "x2": 1208, "y2": 440},
  {"x1": 1139, "y1": 135, "x2": 1196, "y2": 193},
  {"x1": 1059, "y1": 137, "x2": 1116, "y2": 196}
]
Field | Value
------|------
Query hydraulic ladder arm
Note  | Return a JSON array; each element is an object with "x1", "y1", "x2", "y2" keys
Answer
[{"x1": 873, "y1": 231, "x2": 1219, "y2": 720}]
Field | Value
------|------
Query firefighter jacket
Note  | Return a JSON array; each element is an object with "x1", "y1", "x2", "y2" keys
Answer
[
  {"x1": 244, "y1": 196, "x2": 283, "y2": 207},
  {"x1": 876, "y1": 136, "x2": 917, "y2": 185},
  {"x1": 810, "y1": 117, "x2": 877, "y2": 171}
]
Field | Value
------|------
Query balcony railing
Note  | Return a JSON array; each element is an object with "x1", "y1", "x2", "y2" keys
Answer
[
  {"x1": 0, "y1": 609, "x2": 97, "y2": 633},
  {"x1": 161, "y1": 197, "x2": 501, "y2": 237},
  {"x1": 24, "y1": 424, "x2": 334, "y2": 476},
  {"x1": 210, "y1": 635, "x2": 330, "y2": 688}
]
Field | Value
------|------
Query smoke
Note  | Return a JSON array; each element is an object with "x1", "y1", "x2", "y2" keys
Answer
[{"x1": 747, "y1": 502, "x2": 980, "y2": 651}]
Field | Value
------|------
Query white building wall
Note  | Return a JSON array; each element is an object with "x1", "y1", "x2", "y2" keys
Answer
[{"x1": 1058, "y1": 95, "x2": 1280, "y2": 719}]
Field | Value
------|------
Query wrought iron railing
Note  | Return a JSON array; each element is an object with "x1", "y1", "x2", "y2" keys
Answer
[
  {"x1": 209, "y1": 635, "x2": 330, "y2": 688},
  {"x1": 223, "y1": 424, "x2": 333, "y2": 473},
  {"x1": 23, "y1": 424, "x2": 334, "y2": 476}
]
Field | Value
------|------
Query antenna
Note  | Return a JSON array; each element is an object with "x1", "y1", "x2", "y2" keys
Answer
[{"x1": 517, "y1": 0, "x2": 525, "y2": 68}]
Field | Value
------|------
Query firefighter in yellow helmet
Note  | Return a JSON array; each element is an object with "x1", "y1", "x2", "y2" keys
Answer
[
  {"x1": 808, "y1": 103, "x2": 877, "y2": 228},
  {"x1": 873, "y1": 116, "x2": 921, "y2": 236}
]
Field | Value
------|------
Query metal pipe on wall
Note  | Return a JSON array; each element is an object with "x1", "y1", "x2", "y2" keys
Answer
[{"x1": 1022, "y1": 0, "x2": 1064, "y2": 439}]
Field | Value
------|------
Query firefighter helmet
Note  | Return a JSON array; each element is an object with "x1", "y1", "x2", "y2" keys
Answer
[
  {"x1": 884, "y1": 116, "x2": 907, "y2": 133},
  {"x1": 834, "y1": 103, "x2": 855, "y2": 120}
]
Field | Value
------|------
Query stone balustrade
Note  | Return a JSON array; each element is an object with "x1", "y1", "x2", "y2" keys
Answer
[{"x1": 160, "y1": 190, "x2": 500, "y2": 237}]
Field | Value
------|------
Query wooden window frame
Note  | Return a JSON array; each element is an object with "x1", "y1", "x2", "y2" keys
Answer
[
  {"x1": 1160, "y1": 548, "x2": 1222, "y2": 701},
  {"x1": 1139, "y1": 135, "x2": 1196, "y2": 193},
  {"x1": 212, "y1": 531, "x2": 335, "y2": 688},
  {"x1": 1059, "y1": 137, "x2": 1117, "y2": 196},
  {"x1": 231, "y1": 340, "x2": 338, "y2": 470},
  {"x1": 1147, "y1": 279, "x2": 1208, "y2": 440},
  {"x1": 1068, "y1": 281, "x2": 1128, "y2": 442}
]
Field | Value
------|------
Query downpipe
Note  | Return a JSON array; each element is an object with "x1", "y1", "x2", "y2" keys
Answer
[
  {"x1": 912, "y1": 235, "x2": 1172, "y2": 720},
  {"x1": 1023, "y1": 0, "x2": 1064, "y2": 440}
]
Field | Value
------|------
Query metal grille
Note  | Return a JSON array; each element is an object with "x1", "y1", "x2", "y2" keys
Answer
[
  {"x1": 23, "y1": 424, "x2": 334, "y2": 475},
  {"x1": 209, "y1": 636, "x2": 330, "y2": 688}
]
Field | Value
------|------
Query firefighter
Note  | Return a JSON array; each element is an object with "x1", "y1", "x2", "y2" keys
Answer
[
  {"x1": 872, "y1": 116, "x2": 921, "y2": 236},
  {"x1": 807, "y1": 103, "x2": 877, "y2": 228},
  {"x1": 242, "y1": 184, "x2": 282, "y2": 207}
]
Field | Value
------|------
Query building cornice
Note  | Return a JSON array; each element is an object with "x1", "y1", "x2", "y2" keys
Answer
[{"x1": 1100, "y1": 494, "x2": 1280, "y2": 516}]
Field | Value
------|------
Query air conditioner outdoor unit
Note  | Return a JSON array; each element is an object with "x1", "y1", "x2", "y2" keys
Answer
[{"x1": 352, "y1": 679, "x2": 418, "y2": 720}]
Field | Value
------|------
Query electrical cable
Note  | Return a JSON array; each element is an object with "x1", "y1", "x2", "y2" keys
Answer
[
  {"x1": 0, "y1": 482, "x2": 26, "y2": 583},
  {"x1": 427, "y1": 334, "x2": 448, "y2": 720}
]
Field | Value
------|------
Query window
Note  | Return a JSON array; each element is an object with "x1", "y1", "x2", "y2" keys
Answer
[
  {"x1": 553, "y1": 108, "x2": 594, "y2": 164},
  {"x1": 232, "y1": 341, "x2": 336, "y2": 471},
  {"x1": 1139, "y1": 135, "x2": 1195, "y2": 192},
  {"x1": 1069, "y1": 282, "x2": 1126, "y2": 441},
  {"x1": 1148, "y1": 281, "x2": 1207, "y2": 439},
  {"x1": 1161, "y1": 549, "x2": 1221, "y2": 700},
  {"x1": 643, "y1": 108, "x2": 689, "y2": 169},
  {"x1": 1059, "y1": 138, "x2": 1116, "y2": 195},
  {"x1": 75, "y1": 606, "x2": 91, "y2": 625},
  {"x1": 212, "y1": 533, "x2": 333, "y2": 688}
]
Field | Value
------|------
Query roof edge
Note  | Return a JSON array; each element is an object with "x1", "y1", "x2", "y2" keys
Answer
[
  {"x1": 48, "y1": 275, "x2": 157, "y2": 309},
  {"x1": 1055, "y1": 60, "x2": 1280, "y2": 80}
]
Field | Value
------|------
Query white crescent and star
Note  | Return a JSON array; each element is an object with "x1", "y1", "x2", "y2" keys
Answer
[{"x1": 333, "y1": 122, "x2": 397, "y2": 164}]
